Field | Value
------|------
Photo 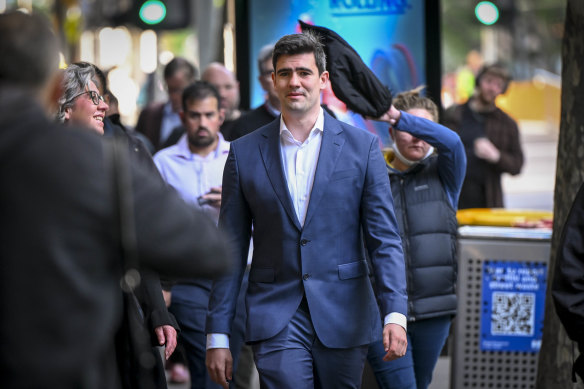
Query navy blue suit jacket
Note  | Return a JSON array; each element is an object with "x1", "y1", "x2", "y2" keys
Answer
[{"x1": 207, "y1": 111, "x2": 407, "y2": 348}]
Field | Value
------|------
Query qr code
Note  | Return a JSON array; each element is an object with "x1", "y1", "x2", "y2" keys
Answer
[{"x1": 491, "y1": 292, "x2": 535, "y2": 336}]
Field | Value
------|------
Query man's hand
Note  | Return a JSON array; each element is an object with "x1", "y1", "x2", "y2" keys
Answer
[
  {"x1": 382, "y1": 323, "x2": 407, "y2": 362},
  {"x1": 200, "y1": 186, "x2": 222, "y2": 209},
  {"x1": 154, "y1": 325, "x2": 177, "y2": 360},
  {"x1": 206, "y1": 348, "x2": 233, "y2": 389},
  {"x1": 474, "y1": 137, "x2": 501, "y2": 163}
]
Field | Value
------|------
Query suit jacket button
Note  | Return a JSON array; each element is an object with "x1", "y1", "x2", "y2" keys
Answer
[
  {"x1": 302, "y1": 273, "x2": 310, "y2": 280},
  {"x1": 300, "y1": 239, "x2": 308, "y2": 246}
]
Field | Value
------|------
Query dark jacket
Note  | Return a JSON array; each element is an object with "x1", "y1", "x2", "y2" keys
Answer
[
  {"x1": 0, "y1": 88, "x2": 230, "y2": 389},
  {"x1": 134, "y1": 103, "x2": 184, "y2": 153},
  {"x1": 442, "y1": 100, "x2": 524, "y2": 208},
  {"x1": 104, "y1": 117, "x2": 178, "y2": 388},
  {"x1": 299, "y1": 20, "x2": 392, "y2": 118},
  {"x1": 552, "y1": 182, "x2": 584, "y2": 381},
  {"x1": 228, "y1": 103, "x2": 277, "y2": 141},
  {"x1": 388, "y1": 156, "x2": 459, "y2": 321}
]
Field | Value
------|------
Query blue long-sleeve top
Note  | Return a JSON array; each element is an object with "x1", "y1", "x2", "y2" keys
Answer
[{"x1": 388, "y1": 111, "x2": 467, "y2": 209}]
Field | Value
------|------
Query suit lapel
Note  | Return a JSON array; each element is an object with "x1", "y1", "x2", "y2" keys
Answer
[
  {"x1": 303, "y1": 114, "x2": 345, "y2": 228},
  {"x1": 258, "y1": 121, "x2": 302, "y2": 231}
]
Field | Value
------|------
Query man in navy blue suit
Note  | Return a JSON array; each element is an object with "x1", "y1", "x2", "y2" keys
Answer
[{"x1": 205, "y1": 31, "x2": 408, "y2": 388}]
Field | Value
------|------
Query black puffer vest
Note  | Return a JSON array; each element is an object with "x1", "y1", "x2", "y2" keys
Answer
[{"x1": 388, "y1": 155, "x2": 458, "y2": 321}]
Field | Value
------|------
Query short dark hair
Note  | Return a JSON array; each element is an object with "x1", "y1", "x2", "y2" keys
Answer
[
  {"x1": 164, "y1": 57, "x2": 198, "y2": 81},
  {"x1": 181, "y1": 81, "x2": 222, "y2": 111},
  {"x1": 272, "y1": 32, "x2": 326, "y2": 75},
  {"x1": 0, "y1": 11, "x2": 60, "y2": 89}
]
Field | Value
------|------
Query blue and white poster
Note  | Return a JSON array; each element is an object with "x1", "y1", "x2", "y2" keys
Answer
[
  {"x1": 248, "y1": 0, "x2": 426, "y2": 146},
  {"x1": 480, "y1": 260, "x2": 547, "y2": 352}
]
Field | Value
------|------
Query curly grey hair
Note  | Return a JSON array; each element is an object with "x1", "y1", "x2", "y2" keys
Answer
[{"x1": 57, "y1": 64, "x2": 100, "y2": 123}]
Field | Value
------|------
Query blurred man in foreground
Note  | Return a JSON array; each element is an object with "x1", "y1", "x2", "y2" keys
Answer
[{"x1": 0, "y1": 11, "x2": 230, "y2": 389}]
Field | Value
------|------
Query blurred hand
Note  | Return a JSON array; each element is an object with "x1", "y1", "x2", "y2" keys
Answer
[
  {"x1": 155, "y1": 325, "x2": 177, "y2": 360},
  {"x1": 206, "y1": 348, "x2": 232, "y2": 389},
  {"x1": 382, "y1": 323, "x2": 407, "y2": 362},
  {"x1": 474, "y1": 137, "x2": 500, "y2": 163},
  {"x1": 201, "y1": 186, "x2": 222, "y2": 209}
]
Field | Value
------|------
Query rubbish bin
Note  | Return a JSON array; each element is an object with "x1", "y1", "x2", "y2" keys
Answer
[{"x1": 451, "y1": 225, "x2": 551, "y2": 389}]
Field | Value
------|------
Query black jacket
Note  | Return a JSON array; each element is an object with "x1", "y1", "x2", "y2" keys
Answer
[
  {"x1": 552, "y1": 182, "x2": 584, "y2": 381},
  {"x1": 299, "y1": 20, "x2": 392, "y2": 118},
  {"x1": 0, "y1": 87, "x2": 230, "y2": 388}
]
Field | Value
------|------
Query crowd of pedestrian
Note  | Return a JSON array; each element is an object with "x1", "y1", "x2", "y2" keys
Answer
[{"x1": 2, "y1": 8, "x2": 557, "y2": 389}]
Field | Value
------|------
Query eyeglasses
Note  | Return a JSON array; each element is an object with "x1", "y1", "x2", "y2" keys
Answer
[{"x1": 66, "y1": 90, "x2": 105, "y2": 106}]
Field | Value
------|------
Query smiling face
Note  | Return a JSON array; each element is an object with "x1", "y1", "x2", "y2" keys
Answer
[
  {"x1": 272, "y1": 52, "x2": 328, "y2": 118},
  {"x1": 64, "y1": 80, "x2": 108, "y2": 134}
]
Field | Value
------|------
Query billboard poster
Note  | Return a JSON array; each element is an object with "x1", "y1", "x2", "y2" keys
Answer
[
  {"x1": 248, "y1": 0, "x2": 426, "y2": 146},
  {"x1": 480, "y1": 260, "x2": 547, "y2": 352}
]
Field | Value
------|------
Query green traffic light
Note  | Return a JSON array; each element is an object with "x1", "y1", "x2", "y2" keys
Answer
[
  {"x1": 475, "y1": 1, "x2": 499, "y2": 25},
  {"x1": 139, "y1": 0, "x2": 167, "y2": 25}
]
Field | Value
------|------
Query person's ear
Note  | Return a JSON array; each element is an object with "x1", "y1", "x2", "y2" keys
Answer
[
  {"x1": 63, "y1": 107, "x2": 72, "y2": 121},
  {"x1": 319, "y1": 70, "x2": 329, "y2": 91},
  {"x1": 218, "y1": 108, "x2": 225, "y2": 125}
]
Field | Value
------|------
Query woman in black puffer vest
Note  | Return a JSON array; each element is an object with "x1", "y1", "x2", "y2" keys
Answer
[{"x1": 367, "y1": 88, "x2": 466, "y2": 389}]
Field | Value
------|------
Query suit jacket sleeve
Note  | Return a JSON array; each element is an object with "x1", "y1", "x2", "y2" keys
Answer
[
  {"x1": 360, "y1": 136, "x2": 408, "y2": 317},
  {"x1": 206, "y1": 144, "x2": 252, "y2": 335}
]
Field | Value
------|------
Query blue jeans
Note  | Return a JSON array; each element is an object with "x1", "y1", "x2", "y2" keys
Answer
[{"x1": 367, "y1": 316, "x2": 452, "y2": 389}]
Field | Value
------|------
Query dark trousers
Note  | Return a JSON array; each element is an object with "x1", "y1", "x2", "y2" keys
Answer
[
  {"x1": 367, "y1": 315, "x2": 452, "y2": 389},
  {"x1": 251, "y1": 298, "x2": 368, "y2": 389},
  {"x1": 171, "y1": 274, "x2": 248, "y2": 389}
]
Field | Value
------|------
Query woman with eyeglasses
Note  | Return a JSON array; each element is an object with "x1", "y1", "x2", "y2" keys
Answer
[
  {"x1": 57, "y1": 62, "x2": 181, "y2": 389},
  {"x1": 57, "y1": 64, "x2": 108, "y2": 134}
]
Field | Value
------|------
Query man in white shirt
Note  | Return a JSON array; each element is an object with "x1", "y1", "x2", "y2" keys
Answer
[
  {"x1": 154, "y1": 81, "x2": 245, "y2": 389},
  {"x1": 205, "y1": 32, "x2": 408, "y2": 389}
]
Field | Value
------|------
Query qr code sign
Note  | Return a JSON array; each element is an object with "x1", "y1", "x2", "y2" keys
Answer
[{"x1": 491, "y1": 292, "x2": 535, "y2": 336}]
